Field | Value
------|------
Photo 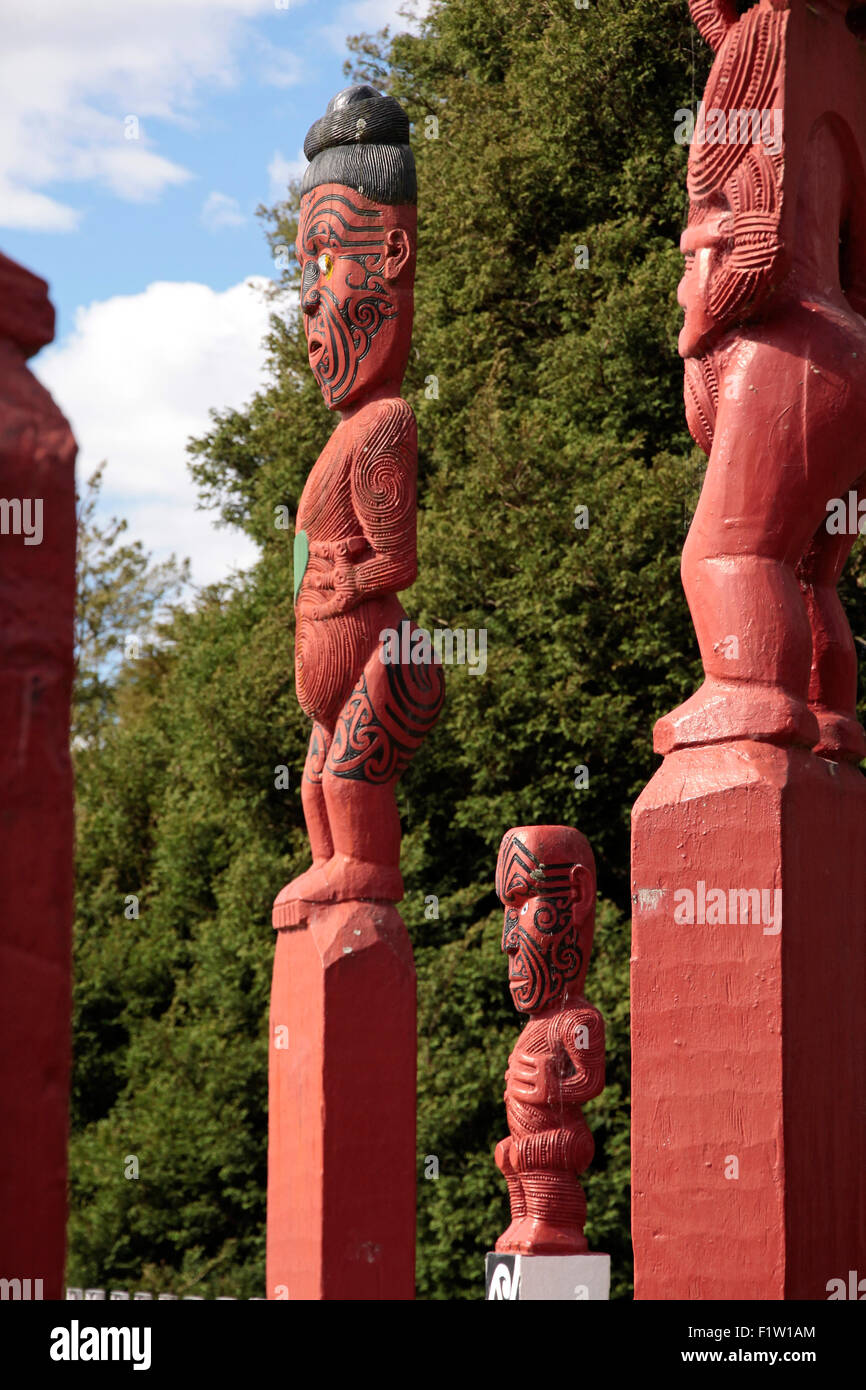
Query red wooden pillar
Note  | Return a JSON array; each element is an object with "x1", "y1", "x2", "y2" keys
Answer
[
  {"x1": 0, "y1": 253, "x2": 76, "y2": 1299},
  {"x1": 267, "y1": 903, "x2": 416, "y2": 1300},
  {"x1": 632, "y1": 745, "x2": 866, "y2": 1298}
]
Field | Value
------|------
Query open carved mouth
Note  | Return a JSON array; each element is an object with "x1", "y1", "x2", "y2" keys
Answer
[{"x1": 308, "y1": 336, "x2": 323, "y2": 355}]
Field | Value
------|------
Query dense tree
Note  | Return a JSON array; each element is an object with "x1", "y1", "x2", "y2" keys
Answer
[
  {"x1": 74, "y1": 463, "x2": 189, "y2": 746},
  {"x1": 68, "y1": 0, "x2": 866, "y2": 1299}
]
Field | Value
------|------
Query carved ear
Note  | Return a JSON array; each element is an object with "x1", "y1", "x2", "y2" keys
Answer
[
  {"x1": 688, "y1": 0, "x2": 740, "y2": 51},
  {"x1": 383, "y1": 227, "x2": 412, "y2": 281},
  {"x1": 569, "y1": 863, "x2": 594, "y2": 917}
]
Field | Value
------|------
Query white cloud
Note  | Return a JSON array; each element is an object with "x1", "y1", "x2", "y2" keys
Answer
[
  {"x1": 322, "y1": 0, "x2": 428, "y2": 54},
  {"x1": 257, "y1": 40, "x2": 305, "y2": 89},
  {"x1": 268, "y1": 148, "x2": 306, "y2": 203},
  {"x1": 33, "y1": 277, "x2": 277, "y2": 586},
  {"x1": 202, "y1": 191, "x2": 247, "y2": 230},
  {"x1": 0, "y1": 0, "x2": 280, "y2": 231},
  {"x1": 0, "y1": 0, "x2": 429, "y2": 230}
]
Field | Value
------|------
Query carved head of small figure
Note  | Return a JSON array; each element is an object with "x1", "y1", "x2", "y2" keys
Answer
[
  {"x1": 295, "y1": 84, "x2": 417, "y2": 411},
  {"x1": 496, "y1": 825, "x2": 596, "y2": 1016}
]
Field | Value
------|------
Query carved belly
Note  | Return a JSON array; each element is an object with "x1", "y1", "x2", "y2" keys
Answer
[{"x1": 295, "y1": 605, "x2": 381, "y2": 724}]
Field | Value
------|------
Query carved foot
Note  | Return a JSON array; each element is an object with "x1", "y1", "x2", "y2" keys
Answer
[
  {"x1": 272, "y1": 854, "x2": 404, "y2": 929},
  {"x1": 494, "y1": 1220, "x2": 525, "y2": 1254},
  {"x1": 496, "y1": 1217, "x2": 588, "y2": 1256},
  {"x1": 811, "y1": 706, "x2": 866, "y2": 763},
  {"x1": 654, "y1": 679, "x2": 819, "y2": 754},
  {"x1": 278, "y1": 859, "x2": 330, "y2": 902}
]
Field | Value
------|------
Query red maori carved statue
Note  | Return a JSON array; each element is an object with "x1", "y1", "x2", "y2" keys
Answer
[
  {"x1": 658, "y1": 0, "x2": 866, "y2": 760},
  {"x1": 273, "y1": 84, "x2": 444, "y2": 927},
  {"x1": 0, "y1": 252, "x2": 76, "y2": 1298},
  {"x1": 493, "y1": 826, "x2": 605, "y2": 1256},
  {"x1": 631, "y1": 0, "x2": 866, "y2": 1302},
  {"x1": 267, "y1": 85, "x2": 438, "y2": 1301}
]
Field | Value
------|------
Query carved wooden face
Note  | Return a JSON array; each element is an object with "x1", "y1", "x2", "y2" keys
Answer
[
  {"x1": 496, "y1": 828, "x2": 593, "y2": 1015},
  {"x1": 677, "y1": 214, "x2": 734, "y2": 357},
  {"x1": 296, "y1": 184, "x2": 416, "y2": 410}
]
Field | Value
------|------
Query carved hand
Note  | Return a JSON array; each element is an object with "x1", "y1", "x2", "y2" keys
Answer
[
  {"x1": 508, "y1": 1050, "x2": 554, "y2": 1105},
  {"x1": 303, "y1": 563, "x2": 361, "y2": 619}
]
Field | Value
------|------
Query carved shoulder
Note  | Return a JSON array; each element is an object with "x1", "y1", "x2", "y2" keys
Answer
[
  {"x1": 548, "y1": 1004, "x2": 605, "y2": 1097},
  {"x1": 349, "y1": 397, "x2": 417, "y2": 549},
  {"x1": 688, "y1": 0, "x2": 739, "y2": 52},
  {"x1": 351, "y1": 396, "x2": 417, "y2": 463}
]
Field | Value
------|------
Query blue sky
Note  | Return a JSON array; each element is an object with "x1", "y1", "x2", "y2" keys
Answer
[{"x1": 3, "y1": 0, "x2": 419, "y2": 585}]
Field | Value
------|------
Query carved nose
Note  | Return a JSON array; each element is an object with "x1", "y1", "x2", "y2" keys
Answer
[{"x1": 301, "y1": 259, "x2": 320, "y2": 313}]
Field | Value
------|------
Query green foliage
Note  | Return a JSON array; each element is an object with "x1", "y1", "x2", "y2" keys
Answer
[
  {"x1": 71, "y1": 0, "x2": 866, "y2": 1300},
  {"x1": 75, "y1": 463, "x2": 189, "y2": 746}
]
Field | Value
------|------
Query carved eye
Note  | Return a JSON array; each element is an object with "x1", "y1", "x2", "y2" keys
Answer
[
  {"x1": 317, "y1": 251, "x2": 334, "y2": 278},
  {"x1": 521, "y1": 902, "x2": 529, "y2": 915}
]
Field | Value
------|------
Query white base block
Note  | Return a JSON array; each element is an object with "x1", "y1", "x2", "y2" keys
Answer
[{"x1": 485, "y1": 1252, "x2": 610, "y2": 1301}]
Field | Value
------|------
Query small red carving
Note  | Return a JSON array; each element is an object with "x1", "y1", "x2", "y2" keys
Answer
[{"x1": 493, "y1": 825, "x2": 605, "y2": 1256}]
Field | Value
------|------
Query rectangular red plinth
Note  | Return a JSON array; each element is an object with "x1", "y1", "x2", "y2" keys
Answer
[
  {"x1": 631, "y1": 743, "x2": 866, "y2": 1300},
  {"x1": 266, "y1": 900, "x2": 416, "y2": 1300}
]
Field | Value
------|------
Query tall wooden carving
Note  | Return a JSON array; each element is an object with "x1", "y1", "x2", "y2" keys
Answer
[
  {"x1": 0, "y1": 252, "x2": 76, "y2": 1299},
  {"x1": 267, "y1": 85, "x2": 443, "y2": 1300},
  {"x1": 632, "y1": 0, "x2": 866, "y2": 1299}
]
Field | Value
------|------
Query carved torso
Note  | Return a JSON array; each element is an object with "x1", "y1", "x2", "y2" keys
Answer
[
  {"x1": 504, "y1": 1002, "x2": 604, "y2": 1140},
  {"x1": 294, "y1": 395, "x2": 417, "y2": 724}
]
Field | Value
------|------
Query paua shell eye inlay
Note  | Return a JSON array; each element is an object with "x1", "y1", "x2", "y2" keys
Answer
[{"x1": 293, "y1": 529, "x2": 309, "y2": 603}]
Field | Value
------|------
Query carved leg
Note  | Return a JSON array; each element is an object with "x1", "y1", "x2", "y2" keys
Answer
[
  {"x1": 504, "y1": 1127, "x2": 592, "y2": 1255},
  {"x1": 655, "y1": 413, "x2": 822, "y2": 753},
  {"x1": 274, "y1": 724, "x2": 334, "y2": 912},
  {"x1": 797, "y1": 506, "x2": 866, "y2": 762},
  {"x1": 655, "y1": 336, "x2": 866, "y2": 754},
  {"x1": 494, "y1": 1137, "x2": 526, "y2": 1252},
  {"x1": 656, "y1": 531, "x2": 819, "y2": 753},
  {"x1": 281, "y1": 637, "x2": 444, "y2": 904},
  {"x1": 515, "y1": 1171, "x2": 588, "y2": 1254}
]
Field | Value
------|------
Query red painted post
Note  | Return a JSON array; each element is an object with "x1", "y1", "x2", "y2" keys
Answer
[
  {"x1": 631, "y1": 1, "x2": 866, "y2": 1298},
  {"x1": 266, "y1": 86, "x2": 443, "y2": 1300},
  {"x1": 0, "y1": 252, "x2": 76, "y2": 1299}
]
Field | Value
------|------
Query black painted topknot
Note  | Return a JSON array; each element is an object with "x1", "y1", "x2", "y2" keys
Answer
[{"x1": 301, "y1": 84, "x2": 416, "y2": 205}]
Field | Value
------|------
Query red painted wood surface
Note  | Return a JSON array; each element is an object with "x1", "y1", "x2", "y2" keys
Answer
[
  {"x1": 632, "y1": 2, "x2": 866, "y2": 1298},
  {"x1": 267, "y1": 88, "x2": 441, "y2": 1299},
  {"x1": 267, "y1": 901, "x2": 416, "y2": 1299},
  {"x1": 0, "y1": 252, "x2": 76, "y2": 1299},
  {"x1": 632, "y1": 744, "x2": 866, "y2": 1298}
]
